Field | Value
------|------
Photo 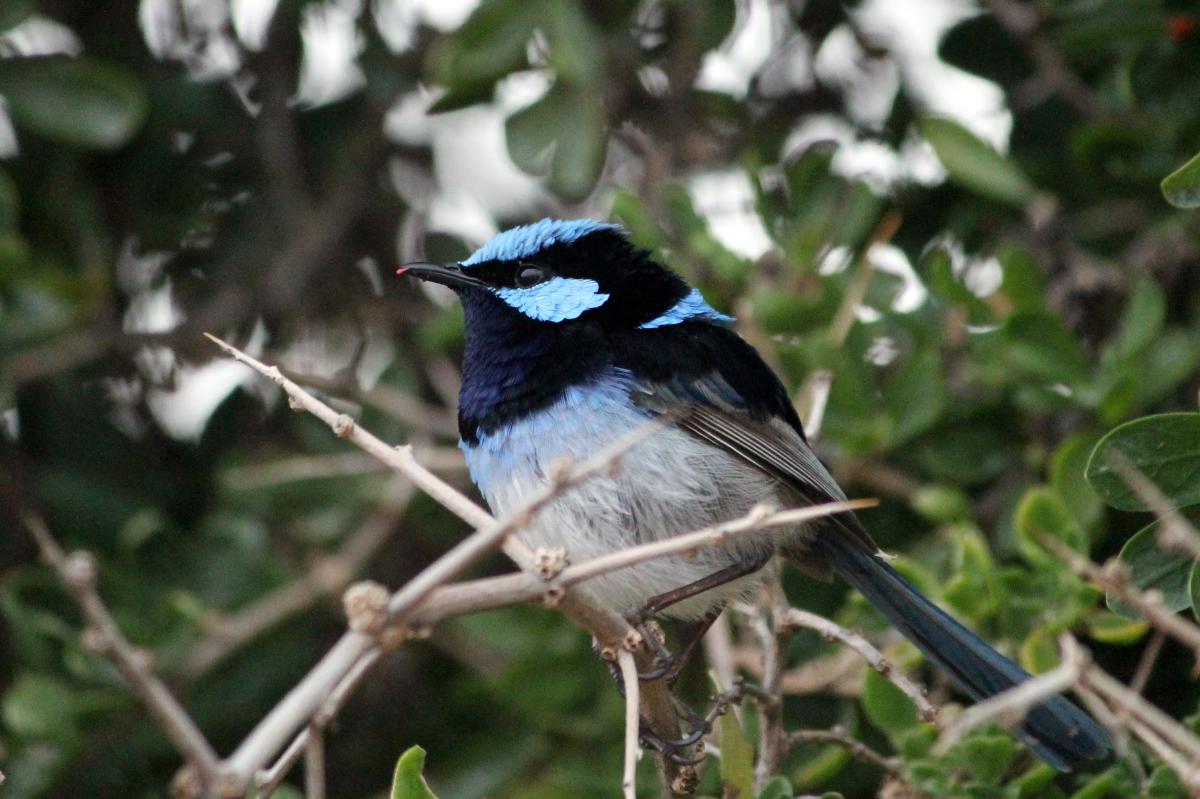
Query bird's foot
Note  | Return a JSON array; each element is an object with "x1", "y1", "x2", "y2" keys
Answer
[
  {"x1": 638, "y1": 721, "x2": 708, "y2": 765},
  {"x1": 637, "y1": 692, "x2": 726, "y2": 765}
]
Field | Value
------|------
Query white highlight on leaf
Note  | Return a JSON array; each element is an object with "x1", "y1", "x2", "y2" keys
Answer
[{"x1": 295, "y1": 0, "x2": 366, "y2": 108}]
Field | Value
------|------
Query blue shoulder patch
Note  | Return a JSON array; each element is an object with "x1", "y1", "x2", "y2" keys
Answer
[
  {"x1": 640, "y1": 287, "x2": 734, "y2": 329},
  {"x1": 463, "y1": 218, "x2": 619, "y2": 266}
]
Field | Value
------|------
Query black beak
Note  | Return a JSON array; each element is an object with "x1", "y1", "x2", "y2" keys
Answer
[{"x1": 396, "y1": 261, "x2": 487, "y2": 290}]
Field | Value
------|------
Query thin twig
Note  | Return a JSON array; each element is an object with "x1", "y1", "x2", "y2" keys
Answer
[
  {"x1": 181, "y1": 480, "x2": 416, "y2": 679},
  {"x1": 752, "y1": 573, "x2": 790, "y2": 790},
  {"x1": 256, "y1": 651, "x2": 384, "y2": 796},
  {"x1": 304, "y1": 730, "x2": 325, "y2": 799},
  {"x1": 1123, "y1": 718, "x2": 1200, "y2": 794},
  {"x1": 778, "y1": 607, "x2": 939, "y2": 723},
  {"x1": 784, "y1": 726, "x2": 902, "y2": 775},
  {"x1": 827, "y1": 211, "x2": 902, "y2": 346},
  {"x1": 1081, "y1": 665, "x2": 1200, "y2": 762},
  {"x1": 933, "y1": 634, "x2": 1084, "y2": 755},
  {"x1": 1037, "y1": 533, "x2": 1200, "y2": 659},
  {"x1": 552, "y1": 500, "x2": 875, "y2": 592},
  {"x1": 1129, "y1": 630, "x2": 1166, "y2": 698},
  {"x1": 1105, "y1": 450, "x2": 1200, "y2": 561},
  {"x1": 219, "y1": 448, "x2": 466, "y2": 491},
  {"x1": 617, "y1": 649, "x2": 641, "y2": 799},
  {"x1": 796, "y1": 369, "x2": 833, "y2": 439},
  {"x1": 985, "y1": 0, "x2": 1102, "y2": 119},
  {"x1": 20, "y1": 513, "x2": 225, "y2": 792},
  {"x1": 281, "y1": 368, "x2": 458, "y2": 438}
]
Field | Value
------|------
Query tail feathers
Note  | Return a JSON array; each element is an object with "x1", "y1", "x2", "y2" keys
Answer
[{"x1": 818, "y1": 536, "x2": 1111, "y2": 771}]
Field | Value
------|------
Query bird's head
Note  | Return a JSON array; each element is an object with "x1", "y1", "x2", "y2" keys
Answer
[{"x1": 398, "y1": 218, "x2": 731, "y2": 334}]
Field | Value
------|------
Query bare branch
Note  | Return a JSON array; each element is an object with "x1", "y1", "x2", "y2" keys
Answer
[
  {"x1": 219, "y1": 448, "x2": 466, "y2": 492},
  {"x1": 1037, "y1": 533, "x2": 1200, "y2": 659},
  {"x1": 752, "y1": 573, "x2": 790, "y2": 790},
  {"x1": 181, "y1": 480, "x2": 416, "y2": 679},
  {"x1": 933, "y1": 635, "x2": 1085, "y2": 756},
  {"x1": 20, "y1": 513, "x2": 224, "y2": 790},
  {"x1": 1105, "y1": 449, "x2": 1200, "y2": 561},
  {"x1": 304, "y1": 730, "x2": 325, "y2": 799},
  {"x1": 617, "y1": 649, "x2": 641, "y2": 799},
  {"x1": 281, "y1": 367, "x2": 459, "y2": 438},
  {"x1": 784, "y1": 726, "x2": 902, "y2": 775},
  {"x1": 205, "y1": 333, "x2": 691, "y2": 790},
  {"x1": 1081, "y1": 665, "x2": 1200, "y2": 763},
  {"x1": 778, "y1": 607, "x2": 939, "y2": 724}
]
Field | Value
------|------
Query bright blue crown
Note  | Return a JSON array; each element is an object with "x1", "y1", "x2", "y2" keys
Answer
[{"x1": 462, "y1": 218, "x2": 619, "y2": 266}]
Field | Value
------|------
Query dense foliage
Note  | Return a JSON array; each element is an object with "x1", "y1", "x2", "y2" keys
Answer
[{"x1": 2, "y1": 1, "x2": 1199, "y2": 797}]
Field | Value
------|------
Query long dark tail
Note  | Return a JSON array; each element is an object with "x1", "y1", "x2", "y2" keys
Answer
[{"x1": 815, "y1": 534, "x2": 1111, "y2": 770}]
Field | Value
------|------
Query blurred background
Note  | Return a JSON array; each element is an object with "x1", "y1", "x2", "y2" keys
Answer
[{"x1": 1, "y1": 0, "x2": 1199, "y2": 796}]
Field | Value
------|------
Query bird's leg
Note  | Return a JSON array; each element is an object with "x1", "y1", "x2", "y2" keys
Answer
[
  {"x1": 625, "y1": 558, "x2": 766, "y2": 682},
  {"x1": 636, "y1": 610, "x2": 720, "y2": 683}
]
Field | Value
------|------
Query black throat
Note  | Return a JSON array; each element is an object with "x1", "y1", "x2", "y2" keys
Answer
[{"x1": 457, "y1": 290, "x2": 608, "y2": 445}]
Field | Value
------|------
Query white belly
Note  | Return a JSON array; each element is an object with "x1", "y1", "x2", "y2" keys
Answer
[{"x1": 461, "y1": 375, "x2": 786, "y2": 619}]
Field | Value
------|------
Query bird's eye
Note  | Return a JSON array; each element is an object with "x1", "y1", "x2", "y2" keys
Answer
[{"x1": 515, "y1": 264, "x2": 548, "y2": 288}]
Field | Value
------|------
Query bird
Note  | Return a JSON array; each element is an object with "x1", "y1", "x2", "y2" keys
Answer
[{"x1": 398, "y1": 217, "x2": 1111, "y2": 771}]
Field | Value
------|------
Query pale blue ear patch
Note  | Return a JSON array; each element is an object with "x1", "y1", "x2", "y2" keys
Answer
[
  {"x1": 640, "y1": 287, "x2": 734, "y2": 329},
  {"x1": 495, "y1": 277, "x2": 610, "y2": 322}
]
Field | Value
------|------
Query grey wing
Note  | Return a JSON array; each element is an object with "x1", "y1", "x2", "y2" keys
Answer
[{"x1": 629, "y1": 373, "x2": 879, "y2": 562}]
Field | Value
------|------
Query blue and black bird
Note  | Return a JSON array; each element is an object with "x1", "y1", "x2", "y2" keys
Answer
[{"x1": 399, "y1": 218, "x2": 1110, "y2": 770}]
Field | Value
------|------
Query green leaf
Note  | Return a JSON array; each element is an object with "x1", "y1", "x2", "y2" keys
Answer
[
  {"x1": 912, "y1": 485, "x2": 971, "y2": 525},
  {"x1": 885, "y1": 346, "x2": 947, "y2": 446},
  {"x1": 1087, "y1": 608, "x2": 1149, "y2": 644},
  {"x1": 862, "y1": 667, "x2": 918, "y2": 740},
  {"x1": 1103, "y1": 277, "x2": 1165, "y2": 364},
  {"x1": 1050, "y1": 433, "x2": 1105, "y2": 535},
  {"x1": 1020, "y1": 627, "x2": 1060, "y2": 673},
  {"x1": 944, "y1": 731, "x2": 1017, "y2": 784},
  {"x1": 943, "y1": 525, "x2": 999, "y2": 618},
  {"x1": 427, "y1": 0, "x2": 535, "y2": 112},
  {"x1": 1016, "y1": 487, "x2": 1088, "y2": 564},
  {"x1": 1161, "y1": 150, "x2": 1200, "y2": 208},
  {"x1": 2, "y1": 674, "x2": 79, "y2": 744},
  {"x1": 543, "y1": 0, "x2": 603, "y2": 84},
  {"x1": 792, "y1": 743, "x2": 849, "y2": 788},
  {"x1": 391, "y1": 746, "x2": 439, "y2": 799},
  {"x1": 0, "y1": 56, "x2": 148, "y2": 150},
  {"x1": 719, "y1": 703, "x2": 755, "y2": 798},
  {"x1": 915, "y1": 422, "x2": 1020, "y2": 486},
  {"x1": 757, "y1": 775, "x2": 794, "y2": 799},
  {"x1": 1085, "y1": 413, "x2": 1200, "y2": 511},
  {"x1": 1146, "y1": 763, "x2": 1187, "y2": 797},
  {"x1": 1002, "y1": 312, "x2": 1088, "y2": 383},
  {"x1": 695, "y1": 0, "x2": 737, "y2": 52},
  {"x1": 1108, "y1": 511, "x2": 1200, "y2": 618},
  {"x1": 506, "y1": 84, "x2": 606, "y2": 200},
  {"x1": 918, "y1": 116, "x2": 1035, "y2": 206},
  {"x1": 1190, "y1": 560, "x2": 1200, "y2": 624}
]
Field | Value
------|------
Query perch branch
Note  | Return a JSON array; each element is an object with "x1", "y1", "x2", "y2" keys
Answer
[{"x1": 205, "y1": 334, "x2": 693, "y2": 792}]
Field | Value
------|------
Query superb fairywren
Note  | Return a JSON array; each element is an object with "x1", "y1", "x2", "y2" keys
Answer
[{"x1": 399, "y1": 218, "x2": 1109, "y2": 770}]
